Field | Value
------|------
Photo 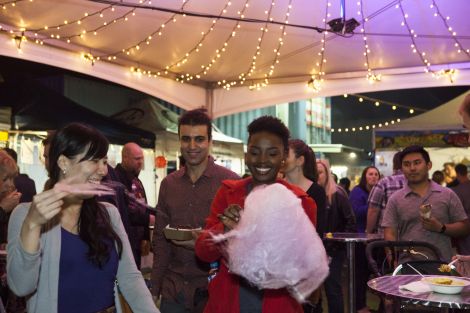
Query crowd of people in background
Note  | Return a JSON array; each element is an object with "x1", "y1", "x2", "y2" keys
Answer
[{"x1": 0, "y1": 93, "x2": 470, "y2": 313}]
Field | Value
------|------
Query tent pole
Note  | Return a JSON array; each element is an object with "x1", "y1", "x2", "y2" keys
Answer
[{"x1": 205, "y1": 87, "x2": 214, "y2": 118}]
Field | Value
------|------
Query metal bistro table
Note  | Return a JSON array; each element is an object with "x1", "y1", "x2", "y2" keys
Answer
[
  {"x1": 368, "y1": 275, "x2": 470, "y2": 310},
  {"x1": 323, "y1": 232, "x2": 382, "y2": 313}
]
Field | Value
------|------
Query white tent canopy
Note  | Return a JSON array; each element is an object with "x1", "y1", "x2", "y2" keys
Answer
[
  {"x1": 1, "y1": 0, "x2": 470, "y2": 117},
  {"x1": 378, "y1": 90, "x2": 470, "y2": 132}
]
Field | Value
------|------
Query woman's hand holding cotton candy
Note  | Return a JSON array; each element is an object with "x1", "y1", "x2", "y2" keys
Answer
[{"x1": 218, "y1": 204, "x2": 242, "y2": 231}]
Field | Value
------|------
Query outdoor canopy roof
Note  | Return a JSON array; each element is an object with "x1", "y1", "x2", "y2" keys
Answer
[{"x1": 1, "y1": 0, "x2": 469, "y2": 117}]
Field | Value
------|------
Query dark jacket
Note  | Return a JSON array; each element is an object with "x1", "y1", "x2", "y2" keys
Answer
[
  {"x1": 14, "y1": 173, "x2": 37, "y2": 203},
  {"x1": 324, "y1": 186, "x2": 357, "y2": 254},
  {"x1": 112, "y1": 164, "x2": 149, "y2": 268},
  {"x1": 306, "y1": 182, "x2": 327, "y2": 237}
]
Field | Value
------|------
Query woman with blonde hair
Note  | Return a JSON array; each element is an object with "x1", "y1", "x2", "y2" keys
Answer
[
  {"x1": 316, "y1": 160, "x2": 356, "y2": 313},
  {"x1": 0, "y1": 150, "x2": 21, "y2": 247},
  {"x1": 0, "y1": 150, "x2": 21, "y2": 310}
]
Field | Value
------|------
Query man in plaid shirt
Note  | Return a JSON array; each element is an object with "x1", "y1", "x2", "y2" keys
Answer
[{"x1": 366, "y1": 151, "x2": 406, "y2": 234}]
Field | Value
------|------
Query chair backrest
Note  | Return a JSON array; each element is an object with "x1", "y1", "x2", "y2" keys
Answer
[
  {"x1": 365, "y1": 240, "x2": 443, "y2": 277},
  {"x1": 393, "y1": 260, "x2": 460, "y2": 276}
]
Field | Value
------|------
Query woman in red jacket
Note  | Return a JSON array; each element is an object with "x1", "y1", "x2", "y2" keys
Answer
[{"x1": 195, "y1": 116, "x2": 317, "y2": 313}]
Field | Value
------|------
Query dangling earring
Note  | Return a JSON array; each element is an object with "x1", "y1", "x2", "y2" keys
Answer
[{"x1": 62, "y1": 168, "x2": 67, "y2": 176}]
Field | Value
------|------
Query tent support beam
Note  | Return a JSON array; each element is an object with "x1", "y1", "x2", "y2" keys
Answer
[{"x1": 205, "y1": 87, "x2": 214, "y2": 118}]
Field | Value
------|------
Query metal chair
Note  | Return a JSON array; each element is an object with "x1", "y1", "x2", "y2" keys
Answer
[
  {"x1": 365, "y1": 240, "x2": 460, "y2": 313},
  {"x1": 365, "y1": 240, "x2": 448, "y2": 278}
]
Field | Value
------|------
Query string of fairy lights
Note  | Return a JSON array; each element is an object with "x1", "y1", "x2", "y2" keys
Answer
[
  {"x1": 397, "y1": 2, "x2": 432, "y2": 73},
  {"x1": 0, "y1": 0, "x2": 467, "y2": 90},
  {"x1": 165, "y1": 0, "x2": 233, "y2": 71},
  {"x1": 103, "y1": 0, "x2": 190, "y2": 63},
  {"x1": 220, "y1": 0, "x2": 276, "y2": 90},
  {"x1": 358, "y1": 0, "x2": 381, "y2": 84},
  {"x1": 331, "y1": 118, "x2": 401, "y2": 133},
  {"x1": 429, "y1": 0, "x2": 470, "y2": 58},
  {"x1": 306, "y1": 1, "x2": 331, "y2": 93},
  {"x1": 330, "y1": 93, "x2": 426, "y2": 133},
  {"x1": 186, "y1": 0, "x2": 251, "y2": 81},
  {"x1": 396, "y1": 1, "x2": 465, "y2": 83},
  {"x1": 220, "y1": 0, "x2": 293, "y2": 91},
  {"x1": 1, "y1": 0, "x2": 31, "y2": 10},
  {"x1": 247, "y1": 0, "x2": 293, "y2": 91}
]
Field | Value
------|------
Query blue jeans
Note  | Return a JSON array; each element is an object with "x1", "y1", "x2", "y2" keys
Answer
[{"x1": 324, "y1": 252, "x2": 345, "y2": 313}]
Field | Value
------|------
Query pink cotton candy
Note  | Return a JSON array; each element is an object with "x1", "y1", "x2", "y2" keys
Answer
[{"x1": 211, "y1": 183, "x2": 329, "y2": 302}]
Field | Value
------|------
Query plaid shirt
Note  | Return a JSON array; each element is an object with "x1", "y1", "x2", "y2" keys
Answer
[{"x1": 367, "y1": 173, "x2": 406, "y2": 233}]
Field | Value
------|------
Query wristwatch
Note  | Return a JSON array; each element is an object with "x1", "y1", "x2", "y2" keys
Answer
[{"x1": 439, "y1": 223, "x2": 447, "y2": 234}]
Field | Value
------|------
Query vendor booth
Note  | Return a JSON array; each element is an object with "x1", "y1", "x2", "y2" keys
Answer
[
  {"x1": 374, "y1": 91, "x2": 470, "y2": 176},
  {"x1": 0, "y1": 78, "x2": 159, "y2": 204},
  {"x1": 112, "y1": 98, "x2": 245, "y2": 178}
]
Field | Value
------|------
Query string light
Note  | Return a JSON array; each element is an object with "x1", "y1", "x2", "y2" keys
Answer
[
  {"x1": 166, "y1": 0, "x2": 233, "y2": 72},
  {"x1": 358, "y1": 0, "x2": 381, "y2": 84},
  {"x1": 248, "y1": 0, "x2": 293, "y2": 90},
  {"x1": 2, "y1": 0, "x2": 465, "y2": 89},
  {"x1": 397, "y1": 2, "x2": 432, "y2": 73},
  {"x1": 434, "y1": 68, "x2": 458, "y2": 83},
  {"x1": 220, "y1": 0, "x2": 275, "y2": 90},
  {"x1": 6, "y1": 1, "x2": 151, "y2": 53},
  {"x1": 331, "y1": 118, "x2": 402, "y2": 133},
  {"x1": 177, "y1": 0, "x2": 251, "y2": 83},
  {"x1": 12, "y1": 31, "x2": 27, "y2": 52},
  {"x1": 1, "y1": 0, "x2": 32, "y2": 11},
  {"x1": 308, "y1": 1, "x2": 331, "y2": 93},
  {"x1": 347, "y1": 93, "x2": 426, "y2": 113},
  {"x1": 429, "y1": 0, "x2": 470, "y2": 58}
]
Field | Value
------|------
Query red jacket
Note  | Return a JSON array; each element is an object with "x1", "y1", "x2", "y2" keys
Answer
[{"x1": 195, "y1": 178, "x2": 317, "y2": 313}]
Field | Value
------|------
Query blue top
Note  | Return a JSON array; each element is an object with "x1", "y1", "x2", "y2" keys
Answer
[
  {"x1": 349, "y1": 186, "x2": 369, "y2": 233},
  {"x1": 58, "y1": 228, "x2": 118, "y2": 313}
]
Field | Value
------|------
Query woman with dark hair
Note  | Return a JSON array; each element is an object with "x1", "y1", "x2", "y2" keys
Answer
[
  {"x1": 7, "y1": 123, "x2": 158, "y2": 313},
  {"x1": 283, "y1": 139, "x2": 327, "y2": 237},
  {"x1": 195, "y1": 116, "x2": 318, "y2": 313},
  {"x1": 283, "y1": 139, "x2": 327, "y2": 312},
  {"x1": 349, "y1": 166, "x2": 380, "y2": 313},
  {"x1": 350, "y1": 166, "x2": 380, "y2": 234}
]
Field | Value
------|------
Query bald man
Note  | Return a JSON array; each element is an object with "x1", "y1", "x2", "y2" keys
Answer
[{"x1": 114, "y1": 142, "x2": 150, "y2": 269}]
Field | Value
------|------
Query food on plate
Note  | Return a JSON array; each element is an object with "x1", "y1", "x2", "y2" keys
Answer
[
  {"x1": 430, "y1": 277, "x2": 453, "y2": 285},
  {"x1": 163, "y1": 225, "x2": 201, "y2": 241},
  {"x1": 422, "y1": 277, "x2": 469, "y2": 294},
  {"x1": 171, "y1": 224, "x2": 194, "y2": 230},
  {"x1": 438, "y1": 264, "x2": 452, "y2": 273}
]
